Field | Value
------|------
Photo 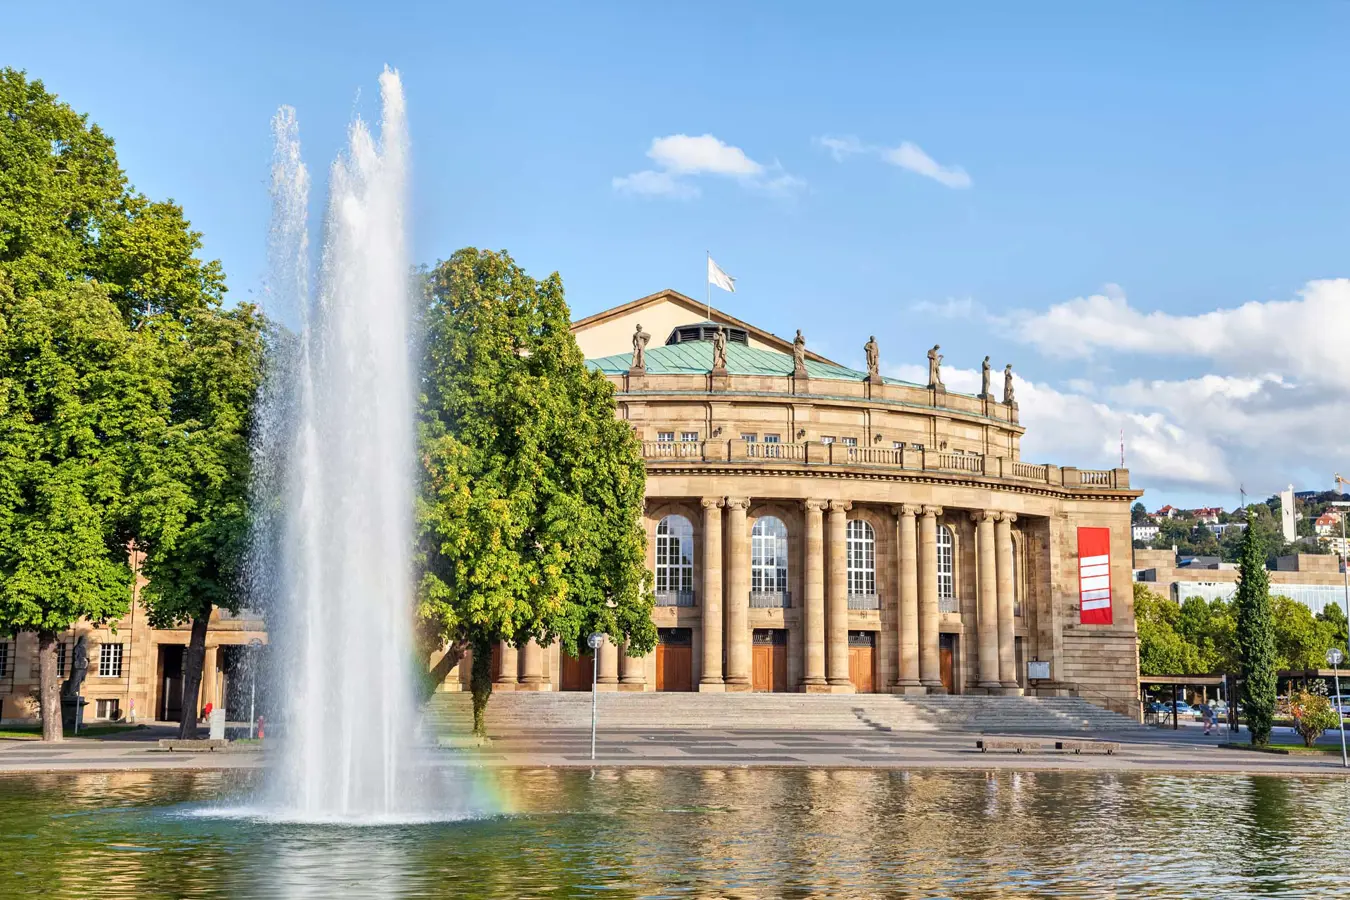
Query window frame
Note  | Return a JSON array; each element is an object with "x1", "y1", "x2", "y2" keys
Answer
[
  {"x1": 846, "y1": 519, "x2": 876, "y2": 597},
  {"x1": 98, "y1": 643, "x2": 124, "y2": 678},
  {"x1": 937, "y1": 525, "x2": 955, "y2": 607},
  {"x1": 654, "y1": 514, "x2": 695, "y2": 596},
  {"x1": 750, "y1": 515, "x2": 789, "y2": 595}
]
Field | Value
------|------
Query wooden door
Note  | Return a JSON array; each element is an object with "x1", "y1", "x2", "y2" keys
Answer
[
  {"x1": 656, "y1": 629, "x2": 693, "y2": 692},
  {"x1": 848, "y1": 631, "x2": 876, "y2": 693},
  {"x1": 560, "y1": 651, "x2": 593, "y2": 691},
  {"x1": 939, "y1": 634, "x2": 955, "y2": 694},
  {"x1": 752, "y1": 630, "x2": 787, "y2": 692}
]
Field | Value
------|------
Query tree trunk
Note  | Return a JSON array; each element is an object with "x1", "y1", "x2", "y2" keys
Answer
[
  {"x1": 470, "y1": 636, "x2": 493, "y2": 738},
  {"x1": 37, "y1": 630, "x2": 63, "y2": 743},
  {"x1": 177, "y1": 610, "x2": 212, "y2": 739}
]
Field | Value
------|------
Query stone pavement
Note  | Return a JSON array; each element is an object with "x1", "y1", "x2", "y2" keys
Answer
[{"x1": 4, "y1": 725, "x2": 1350, "y2": 776}]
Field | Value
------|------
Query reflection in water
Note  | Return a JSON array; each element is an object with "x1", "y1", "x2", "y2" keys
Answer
[{"x1": 1, "y1": 767, "x2": 1348, "y2": 898}]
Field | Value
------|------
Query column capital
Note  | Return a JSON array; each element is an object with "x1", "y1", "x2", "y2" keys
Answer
[
  {"x1": 920, "y1": 505, "x2": 944, "y2": 518},
  {"x1": 996, "y1": 511, "x2": 1018, "y2": 524},
  {"x1": 724, "y1": 496, "x2": 751, "y2": 510},
  {"x1": 802, "y1": 499, "x2": 828, "y2": 512},
  {"x1": 700, "y1": 496, "x2": 722, "y2": 510},
  {"x1": 970, "y1": 510, "x2": 997, "y2": 524},
  {"x1": 891, "y1": 503, "x2": 921, "y2": 518},
  {"x1": 827, "y1": 500, "x2": 852, "y2": 514}
]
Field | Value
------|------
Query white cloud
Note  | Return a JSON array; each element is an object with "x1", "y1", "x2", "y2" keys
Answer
[
  {"x1": 613, "y1": 133, "x2": 801, "y2": 200},
  {"x1": 816, "y1": 134, "x2": 973, "y2": 189},
  {"x1": 986, "y1": 278, "x2": 1350, "y2": 500},
  {"x1": 911, "y1": 297, "x2": 983, "y2": 318},
  {"x1": 882, "y1": 142, "x2": 973, "y2": 189},
  {"x1": 611, "y1": 170, "x2": 699, "y2": 200},
  {"x1": 1011, "y1": 278, "x2": 1350, "y2": 390}
]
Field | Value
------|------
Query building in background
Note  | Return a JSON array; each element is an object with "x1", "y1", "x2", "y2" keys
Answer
[{"x1": 1135, "y1": 548, "x2": 1347, "y2": 616}]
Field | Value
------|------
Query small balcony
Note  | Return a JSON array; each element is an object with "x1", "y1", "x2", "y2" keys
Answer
[
  {"x1": 655, "y1": 590, "x2": 696, "y2": 607},
  {"x1": 938, "y1": 596, "x2": 959, "y2": 614},
  {"x1": 847, "y1": 593, "x2": 880, "y2": 611},
  {"x1": 749, "y1": 591, "x2": 792, "y2": 608}
]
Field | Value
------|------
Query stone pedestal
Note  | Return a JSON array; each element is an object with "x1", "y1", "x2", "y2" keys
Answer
[
  {"x1": 518, "y1": 639, "x2": 552, "y2": 690},
  {"x1": 619, "y1": 642, "x2": 646, "y2": 691},
  {"x1": 61, "y1": 696, "x2": 85, "y2": 732},
  {"x1": 597, "y1": 637, "x2": 620, "y2": 691}
]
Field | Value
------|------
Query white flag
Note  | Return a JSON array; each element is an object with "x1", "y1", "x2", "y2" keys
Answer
[{"x1": 708, "y1": 257, "x2": 736, "y2": 293}]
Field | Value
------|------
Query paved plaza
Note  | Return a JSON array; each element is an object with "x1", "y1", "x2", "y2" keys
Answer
[{"x1": 5, "y1": 723, "x2": 1350, "y2": 776}]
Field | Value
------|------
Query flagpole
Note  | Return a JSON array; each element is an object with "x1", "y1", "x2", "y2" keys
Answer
[{"x1": 706, "y1": 250, "x2": 711, "y2": 320}]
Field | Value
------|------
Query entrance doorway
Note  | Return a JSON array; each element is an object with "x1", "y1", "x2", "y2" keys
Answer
[
  {"x1": 751, "y1": 629, "x2": 788, "y2": 692},
  {"x1": 560, "y1": 650, "x2": 593, "y2": 691},
  {"x1": 848, "y1": 631, "x2": 876, "y2": 693},
  {"x1": 939, "y1": 633, "x2": 957, "y2": 694},
  {"x1": 156, "y1": 644, "x2": 185, "y2": 721},
  {"x1": 656, "y1": 628, "x2": 693, "y2": 691}
]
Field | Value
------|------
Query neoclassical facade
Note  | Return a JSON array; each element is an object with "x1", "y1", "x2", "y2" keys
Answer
[{"x1": 453, "y1": 290, "x2": 1143, "y2": 714}]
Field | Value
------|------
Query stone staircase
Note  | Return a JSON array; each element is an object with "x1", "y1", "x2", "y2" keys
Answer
[{"x1": 422, "y1": 691, "x2": 1142, "y2": 737}]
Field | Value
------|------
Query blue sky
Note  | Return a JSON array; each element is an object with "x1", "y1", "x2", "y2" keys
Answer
[{"x1": 7, "y1": 1, "x2": 1350, "y2": 508}]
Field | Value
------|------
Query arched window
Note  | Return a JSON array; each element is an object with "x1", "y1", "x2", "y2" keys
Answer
[
  {"x1": 847, "y1": 519, "x2": 876, "y2": 604},
  {"x1": 937, "y1": 525, "x2": 955, "y2": 610},
  {"x1": 655, "y1": 515, "x2": 694, "y2": 604},
  {"x1": 751, "y1": 515, "x2": 789, "y2": 599}
]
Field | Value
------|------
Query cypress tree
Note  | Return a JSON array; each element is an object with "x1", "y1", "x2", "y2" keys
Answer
[{"x1": 1235, "y1": 522, "x2": 1276, "y2": 746}]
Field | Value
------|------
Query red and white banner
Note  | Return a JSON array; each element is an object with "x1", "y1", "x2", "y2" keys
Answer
[{"x1": 1077, "y1": 526, "x2": 1113, "y2": 625}]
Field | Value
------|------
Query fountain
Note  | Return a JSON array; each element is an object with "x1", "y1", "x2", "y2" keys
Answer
[{"x1": 256, "y1": 68, "x2": 431, "y2": 822}]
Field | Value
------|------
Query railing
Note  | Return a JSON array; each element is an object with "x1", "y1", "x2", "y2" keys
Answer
[
  {"x1": 637, "y1": 440, "x2": 1129, "y2": 490},
  {"x1": 938, "y1": 596, "x2": 959, "y2": 614},
  {"x1": 654, "y1": 590, "x2": 695, "y2": 607},
  {"x1": 749, "y1": 591, "x2": 792, "y2": 608},
  {"x1": 847, "y1": 593, "x2": 880, "y2": 610}
]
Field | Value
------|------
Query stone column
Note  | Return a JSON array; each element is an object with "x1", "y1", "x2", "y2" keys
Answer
[
  {"x1": 597, "y1": 636, "x2": 619, "y2": 691},
  {"x1": 800, "y1": 500, "x2": 828, "y2": 690},
  {"x1": 620, "y1": 641, "x2": 645, "y2": 691},
  {"x1": 996, "y1": 512, "x2": 1020, "y2": 690},
  {"x1": 826, "y1": 500, "x2": 854, "y2": 691},
  {"x1": 202, "y1": 646, "x2": 219, "y2": 711},
  {"x1": 892, "y1": 505, "x2": 922, "y2": 691},
  {"x1": 494, "y1": 641, "x2": 518, "y2": 688},
  {"x1": 973, "y1": 510, "x2": 1001, "y2": 690},
  {"x1": 724, "y1": 497, "x2": 752, "y2": 690},
  {"x1": 699, "y1": 497, "x2": 725, "y2": 691},
  {"x1": 520, "y1": 638, "x2": 547, "y2": 689},
  {"x1": 917, "y1": 506, "x2": 944, "y2": 689}
]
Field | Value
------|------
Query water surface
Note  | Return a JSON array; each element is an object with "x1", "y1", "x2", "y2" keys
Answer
[{"x1": 2, "y1": 767, "x2": 1345, "y2": 898}]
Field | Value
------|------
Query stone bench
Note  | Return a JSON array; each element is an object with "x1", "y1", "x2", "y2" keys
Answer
[
  {"x1": 1054, "y1": 740, "x2": 1119, "y2": 755},
  {"x1": 976, "y1": 739, "x2": 1045, "y2": 754},
  {"x1": 157, "y1": 739, "x2": 229, "y2": 752}
]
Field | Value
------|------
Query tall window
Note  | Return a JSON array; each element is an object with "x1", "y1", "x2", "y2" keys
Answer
[
  {"x1": 0, "y1": 642, "x2": 9, "y2": 678},
  {"x1": 847, "y1": 519, "x2": 876, "y2": 596},
  {"x1": 98, "y1": 643, "x2": 123, "y2": 678},
  {"x1": 655, "y1": 515, "x2": 694, "y2": 596},
  {"x1": 937, "y1": 525, "x2": 955, "y2": 605},
  {"x1": 751, "y1": 516, "x2": 789, "y2": 594}
]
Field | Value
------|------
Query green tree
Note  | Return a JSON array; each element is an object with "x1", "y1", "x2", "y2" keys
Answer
[
  {"x1": 1131, "y1": 502, "x2": 1149, "y2": 524},
  {"x1": 1175, "y1": 595, "x2": 1237, "y2": 673},
  {"x1": 1270, "y1": 595, "x2": 1337, "y2": 671},
  {"x1": 1285, "y1": 689, "x2": 1339, "y2": 748},
  {"x1": 416, "y1": 248, "x2": 655, "y2": 736},
  {"x1": 129, "y1": 302, "x2": 265, "y2": 738},
  {"x1": 1317, "y1": 603, "x2": 1348, "y2": 655},
  {"x1": 1235, "y1": 525, "x2": 1277, "y2": 746},
  {"x1": 0, "y1": 69, "x2": 257, "y2": 740},
  {"x1": 1134, "y1": 584, "x2": 1204, "y2": 675}
]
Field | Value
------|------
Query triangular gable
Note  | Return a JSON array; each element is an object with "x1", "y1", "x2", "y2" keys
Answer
[{"x1": 570, "y1": 288, "x2": 840, "y2": 365}]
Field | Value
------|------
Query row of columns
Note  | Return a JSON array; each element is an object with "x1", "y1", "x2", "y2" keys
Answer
[{"x1": 492, "y1": 499, "x2": 1020, "y2": 693}]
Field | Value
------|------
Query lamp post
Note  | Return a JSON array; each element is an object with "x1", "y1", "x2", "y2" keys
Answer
[
  {"x1": 1333, "y1": 500, "x2": 1350, "y2": 652},
  {"x1": 1329, "y1": 647, "x2": 1348, "y2": 768},
  {"x1": 248, "y1": 638, "x2": 263, "y2": 740},
  {"x1": 588, "y1": 633, "x2": 604, "y2": 761}
]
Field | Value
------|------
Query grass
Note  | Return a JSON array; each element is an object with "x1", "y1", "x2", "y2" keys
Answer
[{"x1": 0, "y1": 723, "x2": 147, "y2": 740}]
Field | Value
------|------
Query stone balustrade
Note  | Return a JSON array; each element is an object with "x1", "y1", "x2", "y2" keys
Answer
[{"x1": 638, "y1": 440, "x2": 1129, "y2": 490}]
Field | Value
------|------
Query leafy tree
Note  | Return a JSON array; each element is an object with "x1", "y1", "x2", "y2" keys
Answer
[
  {"x1": 1317, "y1": 603, "x2": 1348, "y2": 655},
  {"x1": 130, "y1": 302, "x2": 265, "y2": 738},
  {"x1": 1135, "y1": 584, "x2": 1203, "y2": 675},
  {"x1": 1175, "y1": 595, "x2": 1237, "y2": 674},
  {"x1": 416, "y1": 248, "x2": 655, "y2": 736},
  {"x1": 1235, "y1": 525, "x2": 1277, "y2": 746},
  {"x1": 1270, "y1": 595, "x2": 1339, "y2": 671},
  {"x1": 1284, "y1": 689, "x2": 1339, "y2": 748},
  {"x1": 0, "y1": 68, "x2": 257, "y2": 740},
  {"x1": 1131, "y1": 502, "x2": 1149, "y2": 524}
]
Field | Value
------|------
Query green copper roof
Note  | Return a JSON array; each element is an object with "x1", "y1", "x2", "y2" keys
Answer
[{"x1": 586, "y1": 339, "x2": 920, "y2": 386}]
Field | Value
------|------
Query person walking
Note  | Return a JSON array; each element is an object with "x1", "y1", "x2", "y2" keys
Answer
[{"x1": 1199, "y1": 702, "x2": 1214, "y2": 736}]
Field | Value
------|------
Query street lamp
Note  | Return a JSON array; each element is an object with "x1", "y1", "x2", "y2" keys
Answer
[
  {"x1": 1329, "y1": 647, "x2": 1348, "y2": 769},
  {"x1": 1331, "y1": 499, "x2": 1350, "y2": 659},
  {"x1": 248, "y1": 638, "x2": 263, "y2": 740},
  {"x1": 588, "y1": 632, "x2": 604, "y2": 761}
]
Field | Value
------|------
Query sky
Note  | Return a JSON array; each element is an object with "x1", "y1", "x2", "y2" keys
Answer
[{"x1": 6, "y1": 1, "x2": 1350, "y2": 509}]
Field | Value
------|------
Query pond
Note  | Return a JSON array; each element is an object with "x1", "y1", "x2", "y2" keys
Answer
[{"x1": 2, "y1": 767, "x2": 1347, "y2": 898}]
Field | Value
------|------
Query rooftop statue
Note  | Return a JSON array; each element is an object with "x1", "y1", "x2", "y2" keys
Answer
[
  {"x1": 927, "y1": 344, "x2": 944, "y2": 389},
  {"x1": 792, "y1": 330, "x2": 807, "y2": 375},
  {"x1": 631, "y1": 323, "x2": 651, "y2": 371},
  {"x1": 864, "y1": 335, "x2": 880, "y2": 379},
  {"x1": 712, "y1": 325, "x2": 728, "y2": 370},
  {"x1": 981, "y1": 355, "x2": 991, "y2": 398},
  {"x1": 1004, "y1": 363, "x2": 1016, "y2": 405}
]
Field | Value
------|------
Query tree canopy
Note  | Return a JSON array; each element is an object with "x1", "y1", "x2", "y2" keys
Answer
[
  {"x1": 416, "y1": 248, "x2": 655, "y2": 733},
  {"x1": 1235, "y1": 526, "x2": 1277, "y2": 746}
]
